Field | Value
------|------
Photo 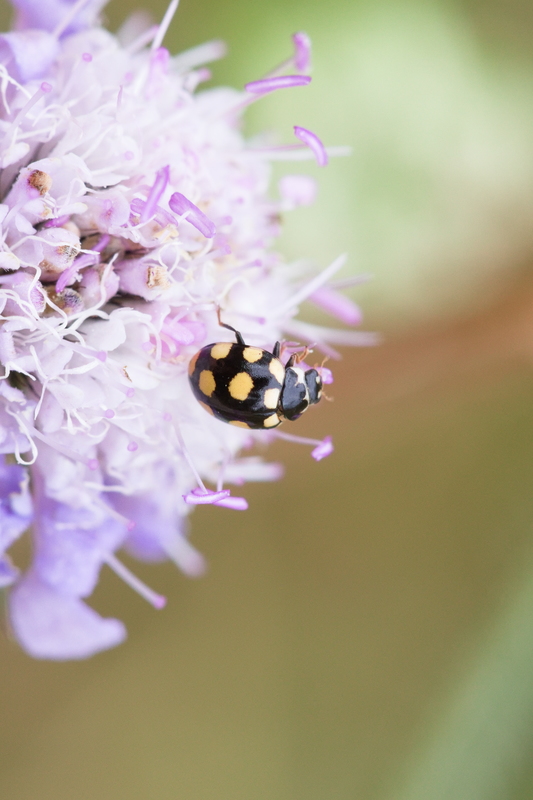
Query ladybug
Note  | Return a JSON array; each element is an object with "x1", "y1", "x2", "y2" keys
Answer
[{"x1": 188, "y1": 318, "x2": 323, "y2": 429}]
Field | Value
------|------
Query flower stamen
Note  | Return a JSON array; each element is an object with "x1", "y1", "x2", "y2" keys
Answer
[{"x1": 105, "y1": 553, "x2": 167, "y2": 609}]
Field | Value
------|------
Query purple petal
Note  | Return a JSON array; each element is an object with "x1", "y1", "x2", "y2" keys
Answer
[
  {"x1": 10, "y1": 0, "x2": 108, "y2": 36},
  {"x1": 0, "y1": 30, "x2": 59, "y2": 82},
  {"x1": 293, "y1": 126, "x2": 328, "y2": 167},
  {"x1": 0, "y1": 556, "x2": 19, "y2": 588},
  {"x1": 33, "y1": 497, "x2": 126, "y2": 596},
  {"x1": 9, "y1": 571, "x2": 126, "y2": 660},
  {"x1": 183, "y1": 489, "x2": 230, "y2": 505},
  {"x1": 245, "y1": 75, "x2": 311, "y2": 94},
  {"x1": 110, "y1": 491, "x2": 206, "y2": 577},
  {"x1": 168, "y1": 192, "x2": 216, "y2": 238},
  {"x1": 292, "y1": 32, "x2": 312, "y2": 72},
  {"x1": 0, "y1": 456, "x2": 32, "y2": 553},
  {"x1": 310, "y1": 286, "x2": 363, "y2": 325},
  {"x1": 311, "y1": 436, "x2": 334, "y2": 461}
]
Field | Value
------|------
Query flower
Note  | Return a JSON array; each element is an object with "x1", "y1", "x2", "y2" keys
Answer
[{"x1": 0, "y1": 0, "x2": 375, "y2": 659}]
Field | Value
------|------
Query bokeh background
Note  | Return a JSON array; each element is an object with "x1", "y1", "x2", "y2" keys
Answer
[{"x1": 3, "y1": 0, "x2": 533, "y2": 798}]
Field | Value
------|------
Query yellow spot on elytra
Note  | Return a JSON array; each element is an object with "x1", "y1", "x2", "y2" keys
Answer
[
  {"x1": 199, "y1": 370, "x2": 216, "y2": 397},
  {"x1": 211, "y1": 342, "x2": 232, "y2": 359},
  {"x1": 263, "y1": 387, "x2": 280, "y2": 410},
  {"x1": 269, "y1": 358, "x2": 285, "y2": 385},
  {"x1": 263, "y1": 414, "x2": 280, "y2": 428},
  {"x1": 199, "y1": 401, "x2": 214, "y2": 416},
  {"x1": 228, "y1": 372, "x2": 253, "y2": 401},
  {"x1": 230, "y1": 420, "x2": 250, "y2": 428},
  {"x1": 188, "y1": 351, "x2": 200, "y2": 375},
  {"x1": 243, "y1": 347, "x2": 263, "y2": 363}
]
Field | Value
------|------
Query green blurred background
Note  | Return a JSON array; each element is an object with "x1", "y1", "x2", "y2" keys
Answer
[{"x1": 4, "y1": 0, "x2": 533, "y2": 798}]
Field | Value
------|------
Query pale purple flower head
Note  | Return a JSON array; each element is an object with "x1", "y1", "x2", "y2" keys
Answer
[{"x1": 0, "y1": 0, "x2": 374, "y2": 659}]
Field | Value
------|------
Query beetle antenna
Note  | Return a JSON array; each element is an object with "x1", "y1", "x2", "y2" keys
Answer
[{"x1": 216, "y1": 307, "x2": 245, "y2": 346}]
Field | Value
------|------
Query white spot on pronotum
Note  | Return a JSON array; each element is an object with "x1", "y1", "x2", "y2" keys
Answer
[{"x1": 263, "y1": 387, "x2": 280, "y2": 409}]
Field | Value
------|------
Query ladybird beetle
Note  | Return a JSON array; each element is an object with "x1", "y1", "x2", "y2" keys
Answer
[{"x1": 188, "y1": 319, "x2": 323, "y2": 429}]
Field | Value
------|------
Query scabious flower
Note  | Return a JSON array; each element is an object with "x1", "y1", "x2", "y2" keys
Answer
[{"x1": 0, "y1": 0, "x2": 375, "y2": 659}]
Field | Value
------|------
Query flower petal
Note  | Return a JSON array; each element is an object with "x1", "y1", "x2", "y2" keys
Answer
[
  {"x1": 33, "y1": 496, "x2": 126, "y2": 596},
  {"x1": 0, "y1": 556, "x2": 19, "y2": 587},
  {"x1": 10, "y1": 0, "x2": 108, "y2": 36},
  {"x1": 0, "y1": 456, "x2": 32, "y2": 553},
  {"x1": 9, "y1": 571, "x2": 126, "y2": 660},
  {"x1": 0, "y1": 30, "x2": 58, "y2": 82}
]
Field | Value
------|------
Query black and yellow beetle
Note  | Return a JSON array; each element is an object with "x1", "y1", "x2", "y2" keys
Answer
[{"x1": 188, "y1": 319, "x2": 323, "y2": 429}]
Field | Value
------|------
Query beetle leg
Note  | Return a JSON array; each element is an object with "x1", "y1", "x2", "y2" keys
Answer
[
  {"x1": 293, "y1": 345, "x2": 312, "y2": 364},
  {"x1": 216, "y1": 307, "x2": 245, "y2": 346}
]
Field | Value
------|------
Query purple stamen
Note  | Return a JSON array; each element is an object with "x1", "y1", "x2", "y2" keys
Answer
[
  {"x1": 274, "y1": 430, "x2": 334, "y2": 461},
  {"x1": 245, "y1": 75, "x2": 311, "y2": 94},
  {"x1": 82, "y1": 52, "x2": 92, "y2": 63},
  {"x1": 183, "y1": 489, "x2": 230, "y2": 505},
  {"x1": 7, "y1": 82, "x2": 52, "y2": 133},
  {"x1": 127, "y1": 441, "x2": 138, "y2": 452},
  {"x1": 104, "y1": 409, "x2": 115, "y2": 419},
  {"x1": 293, "y1": 126, "x2": 328, "y2": 167},
  {"x1": 56, "y1": 233, "x2": 107, "y2": 293},
  {"x1": 152, "y1": 0, "x2": 180, "y2": 52},
  {"x1": 311, "y1": 436, "x2": 333, "y2": 461},
  {"x1": 292, "y1": 32, "x2": 312, "y2": 72},
  {"x1": 169, "y1": 192, "x2": 216, "y2": 238},
  {"x1": 55, "y1": 263, "x2": 79, "y2": 293},
  {"x1": 141, "y1": 165, "x2": 170, "y2": 223},
  {"x1": 213, "y1": 495, "x2": 248, "y2": 511},
  {"x1": 105, "y1": 554, "x2": 167, "y2": 609},
  {"x1": 94, "y1": 234, "x2": 110, "y2": 252},
  {"x1": 43, "y1": 215, "x2": 70, "y2": 228}
]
